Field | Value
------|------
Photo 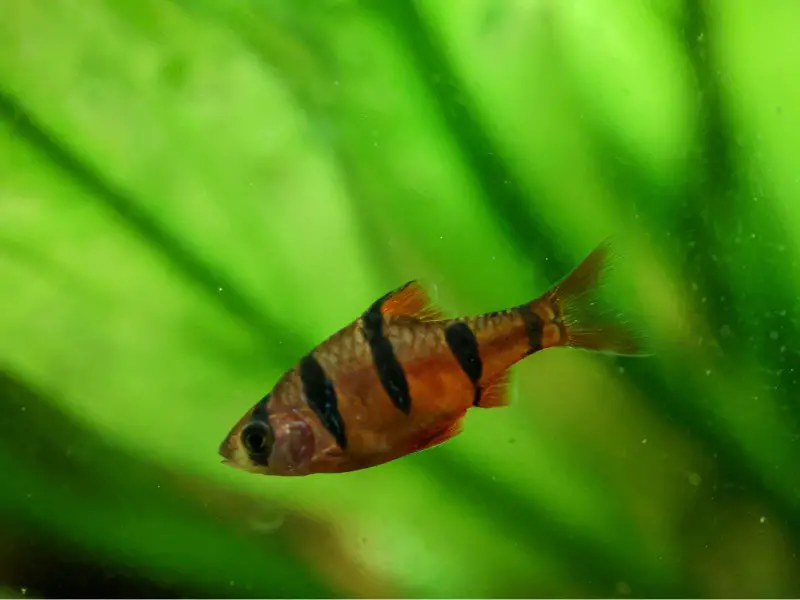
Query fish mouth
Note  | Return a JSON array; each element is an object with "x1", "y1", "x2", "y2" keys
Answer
[{"x1": 218, "y1": 432, "x2": 234, "y2": 462}]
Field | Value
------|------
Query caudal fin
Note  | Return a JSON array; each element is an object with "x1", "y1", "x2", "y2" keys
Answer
[{"x1": 540, "y1": 239, "x2": 651, "y2": 357}]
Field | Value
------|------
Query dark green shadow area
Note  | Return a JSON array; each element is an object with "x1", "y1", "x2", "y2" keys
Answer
[{"x1": 0, "y1": 369, "x2": 340, "y2": 599}]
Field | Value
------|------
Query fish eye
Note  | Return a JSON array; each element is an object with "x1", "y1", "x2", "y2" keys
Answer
[{"x1": 241, "y1": 421, "x2": 273, "y2": 457}]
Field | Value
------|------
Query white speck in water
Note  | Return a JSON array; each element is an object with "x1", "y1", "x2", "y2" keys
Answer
[
  {"x1": 218, "y1": 287, "x2": 223, "y2": 292},
  {"x1": 641, "y1": 438, "x2": 648, "y2": 444},
  {"x1": 334, "y1": 80, "x2": 340, "y2": 86},
  {"x1": 770, "y1": 331, "x2": 779, "y2": 340},
  {"x1": 20, "y1": 406, "x2": 26, "y2": 412},
  {"x1": 250, "y1": 513, "x2": 286, "y2": 534},
  {"x1": 688, "y1": 472, "x2": 702, "y2": 486},
  {"x1": 20, "y1": 588, "x2": 26, "y2": 596},
  {"x1": 229, "y1": 581, "x2": 235, "y2": 587},
  {"x1": 751, "y1": 233, "x2": 756, "y2": 239},
  {"x1": 705, "y1": 369, "x2": 712, "y2": 376},
  {"x1": 781, "y1": 346, "x2": 787, "y2": 353},
  {"x1": 760, "y1": 516, "x2": 766, "y2": 524},
  {"x1": 691, "y1": 282, "x2": 698, "y2": 291}
]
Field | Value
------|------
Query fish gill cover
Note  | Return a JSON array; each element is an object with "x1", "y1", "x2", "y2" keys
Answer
[{"x1": 0, "y1": 0, "x2": 798, "y2": 598}]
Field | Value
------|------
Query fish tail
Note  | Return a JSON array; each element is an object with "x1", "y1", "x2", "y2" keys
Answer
[{"x1": 536, "y1": 238, "x2": 651, "y2": 356}]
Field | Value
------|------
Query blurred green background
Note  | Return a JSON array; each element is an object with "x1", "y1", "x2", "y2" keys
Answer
[{"x1": 1, "y1": 0, "x2": 799, "y2": 597}]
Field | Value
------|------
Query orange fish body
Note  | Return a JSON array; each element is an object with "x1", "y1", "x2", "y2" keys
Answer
[{"x1": 218, "y1": 240, "x2": 647, "y2": 476}]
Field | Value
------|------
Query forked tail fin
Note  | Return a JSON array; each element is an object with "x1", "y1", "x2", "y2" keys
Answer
[{"x1": 539, "y1": 239, "x2": 651, "y2": 356}]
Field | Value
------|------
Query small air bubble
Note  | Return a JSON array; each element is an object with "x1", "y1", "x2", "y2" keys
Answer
[
  {"x1": 705, "y1": 369, "x2": 712, "y2": 376},
  {"x1": 218, "y1": 287, "x2": 223, "y2": 292},
  {"x1": 760, "y1": 516, "x2": 766, "y2": 524}
]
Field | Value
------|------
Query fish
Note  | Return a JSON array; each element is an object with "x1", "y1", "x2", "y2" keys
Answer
[{"x1": 218, "y1": 239, "x2": 649, "y2": 476}]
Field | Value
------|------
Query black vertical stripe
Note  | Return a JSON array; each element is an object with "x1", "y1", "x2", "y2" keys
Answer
[
  {"x1": 298, "y1": 354, "x2": 348, "y2": 449},
  {"x1": 445, "y1": 321, "x2": 483, "y2": 406},
  {"x1": 362, "y1": 296, "x2": 413, "y2": 415},
  {"x1": 241, "y1": 394, "x2": 273, "y2": 466},
  {"x1": 250, "y1": 393, "x2": 270, "y2": 421},
  {"x1": 520, "y1": 304, "x2": 544, "y2": 353}
]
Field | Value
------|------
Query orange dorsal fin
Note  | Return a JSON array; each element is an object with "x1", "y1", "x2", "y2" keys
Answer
[
  {"x1": 476, "y1": 372, "x2": 512, "y2": 408},
  {"x1": 378, "y1": 281, "x2": 445, "y2": 321},
  {"x1": 414, "y1": 417, "x2": 464, "y2": 452}
]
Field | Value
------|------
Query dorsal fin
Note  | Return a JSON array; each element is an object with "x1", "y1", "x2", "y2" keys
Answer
[
  {"x1": 377, "y1": 281, "x2": 445, "y2": 322},
  {"x1": 475, "y1": 371, "x2": 512, "y2": 408}
]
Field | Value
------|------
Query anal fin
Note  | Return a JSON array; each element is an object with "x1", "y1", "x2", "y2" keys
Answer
[
  {"x1": 414, "y1": 417, "x2": 465, "y2": 452},
  {"x1": 475, "y1": 372, "x2": 511, "y2": 408}
]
